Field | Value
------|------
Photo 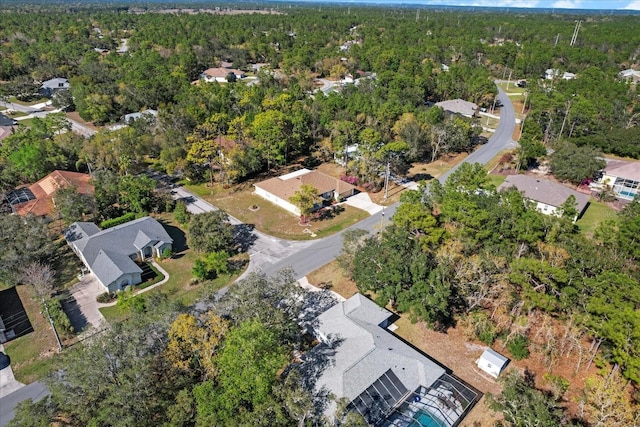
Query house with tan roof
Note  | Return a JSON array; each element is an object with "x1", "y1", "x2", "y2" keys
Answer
[
  {"x1": 200, "y1": 67, "x2": 245, "y2": 83},
  {"x1": 254, "y1": 169, "x2": 356, "y2": 216},
  {"x1": 6, "y1": 170, "x2": 94, "y2": 220},
  {"x1": 498, "y1": 175, "x2": 590, "y2": 222},
  {"x1": 597, "y1": 159, "x2": 640, "y2": 201}
]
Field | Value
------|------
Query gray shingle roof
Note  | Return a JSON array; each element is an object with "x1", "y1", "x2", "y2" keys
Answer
[
  {"x1": 65, "y1": 216, "x2": 172, "y2": 288},
  {"x1": 480, "y1": 348, "x2": 509, "y2": 368},
  {"x1": 91, "y1": 250, "x2": 142, "y2": 287},
  {"x1": 312, "y1": 294, "x2": 445, "y2": 405},
  {"x1": 498, "y1": 175, "x2": 590, "y2": 212}
]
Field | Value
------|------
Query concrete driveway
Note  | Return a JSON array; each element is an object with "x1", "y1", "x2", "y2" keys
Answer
[
  {"x1": 61, "y1": 274, "x2": 107, "y2": 334},
  {"x1": 344, "y1": 192, "x2": 383, "y2": 215}
]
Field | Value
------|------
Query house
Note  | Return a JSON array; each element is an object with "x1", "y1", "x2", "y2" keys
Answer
[
  {"x1": 64, "y1": 216, "x2": 172, "y2": 292},
  {"x1": 619, "y1": 69, "x2": 640, "y2": 84},
  {"x1": 5, "y1": 170, "x2": 94, "y2": 219},
  {"x1": 544, "y1": 69, "x2": 576, "y2": 81},
  {"x1": 200, "y1": 67, "x2": 245, "y2": 83},
  {"x1": 596, "y1": 159, "x2": 640, "y2": 201},
  {"x1": 254, "y1": 169, "x2": 356, "y2": 216},
  {"x1": 476, "y1": 349, "x2": 509, "y2": 378},
  {"x1": 124, "y1": 109, "x2": 158, "y2": 124},
  {"x1": 334, "y1": 144, "x2": 359, "y2": 167},
  {"x1": 309, "y1": 294, "x2": 479, "y2": 426},
  {"x1": 497, "y1": 175, "x2": 590, "y2": 222},
  {"x1": 434, "y1": 99, "x2": 478, "y2": 118},
  {"x1": 40, "y1": 77, "x2": 70, "y2": 97}
]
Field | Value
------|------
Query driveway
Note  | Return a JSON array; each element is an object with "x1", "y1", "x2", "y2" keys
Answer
[
  {"x1": 344, "y1": 192, "x2": 383, "y2": 215},
  {"x1": 61, "y1": 274, "x2": 107, "y2": 334}
]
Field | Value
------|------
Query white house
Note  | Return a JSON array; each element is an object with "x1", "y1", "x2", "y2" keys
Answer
[
  {"x1": 545, "y1": 69, "x2": 576, "y2": 81},
  {"x1": 200, "y1": 67, "x2": 245, "y2": 83},
  {"x1": 254, "y1": 169, "x2": 356, "y2": 216},
  {"x1": 619, "y1": 69, "x2": 640, "y2": 84},
  {"x1": 124, "y1": 109, "x2": 158, "y2": 124},
  {"x1": 40, "y1": 77, "x2": 70, "y2": 97},
  {"x1": 309, "y1": 294, "x2": 479, "y2": 426},
  {"x1": 435, "y1": 99, "x2": 478, "y2": 118},
  {"x1": 596, "y1": 160, "x2": 640, "y2": 201},
  {"x1": 476, "y1": 348, "x2": 509, "y2": 378},
  {"x1": 498, "y1": 175, "x2": 590, "y2": 222}
]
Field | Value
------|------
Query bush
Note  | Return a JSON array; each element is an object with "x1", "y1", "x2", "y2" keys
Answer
[
  {"x1": 174, "y1": 200, "x2": 190, "y2": 225},
  {"x1": 100, "y1": 212, "x2": 137, "y2": 229},
  {"x1": 96, "y1": 292, "x2": 115, "y2": 303},
  {"x1": 162, "y1": 247, "x2": 172, "y2": 259},
  {"x1": 44, "y1": 298, "x2": 74, "y2": 338},
  {"x1": 507, "y1": 334, "x2": 530, "y2": 360}
]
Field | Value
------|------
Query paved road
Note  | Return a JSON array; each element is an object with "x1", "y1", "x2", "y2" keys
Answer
[
  {"x1": 0, "y1": 381, "x2": 49, "y2": 427},
  {"x1": 260, "y1": 85, "x2": 517, "y2": 279}
]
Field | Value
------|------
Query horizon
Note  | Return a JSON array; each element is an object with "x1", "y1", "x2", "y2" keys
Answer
[{"x1": 285, "y1": 0, "x2": 640, "y2": 10}]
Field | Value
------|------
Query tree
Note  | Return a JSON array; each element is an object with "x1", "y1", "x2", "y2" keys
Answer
[
  {"x1": 550, "y1": 142, "x2": 605, "y2": 185},
  {"x1": 186, "y1": 113, "x2": 229, "y2": 186},
  {"x1": 582, "y1": 368, "x2": 639, "y2": 427},
  {"x1": 0, "y1": 215, "x2": 55, "y2": 286},
  {"x1": 289, "y1": 184, "x2": 320, "y2": 222},
  {"x1": 187, "y1": 210, "x2": 234, "y2": 254},
  {"x1": 192, "y1": 251, "x2": 230, "y2": 280},
  {"x1": 20, "y1": 262, "x2": 55, "y2": 300},
  {"x1": 618, "y1": 199, "x2": 640, "y2": 261},
  {"x1": 117, "y1": 175, "x2": 156, "y2": 213},
  {"x1": 55, "y1": 185, "x2": 96, "y2": 224},
  {"x1": 174, "y1": 200, "x2": 190, "y2": 225},
  {"x1": 487, "y1": 371, "x2": 566, "y2": 427}
]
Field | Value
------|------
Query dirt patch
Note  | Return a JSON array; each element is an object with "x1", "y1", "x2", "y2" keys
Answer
[
  {"x1": 307, "y1": 261, "x2": 359, "y2": 299},
  {"x1": 65, "y1": 112, "x2": 99, "y2": 131},
  {"x1": 409, "y1": 153, "x2": 469, "y2": 181}
]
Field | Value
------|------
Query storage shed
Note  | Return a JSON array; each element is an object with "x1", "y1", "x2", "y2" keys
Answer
[{"x1": 476, "y1": 348, "x2": 509, "y2": 378}]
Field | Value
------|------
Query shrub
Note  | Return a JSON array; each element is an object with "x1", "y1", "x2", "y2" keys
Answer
[
  {"x1": 100, "y1": 212, "x2": 137, "y2": 229},
  {"x1": 507, "y1": 334, "x2": 530, "y2": 360},
  {"x1": 161, "y1": 247, "x2": 172, "y2": 259},
  {"x1": 96, "y1": 292, "x2": 113, "y2": 303},
  {"x1": 44, "y1": 298, "x2": 74, "y2": 338},
  {"x1": 174, "y1": 200, "x2": 190, "y2": 225}
]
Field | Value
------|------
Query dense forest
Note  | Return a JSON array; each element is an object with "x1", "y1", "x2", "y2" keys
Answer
[{"x1": 1, "y1": 3, "x2": 640, "y2": 426}]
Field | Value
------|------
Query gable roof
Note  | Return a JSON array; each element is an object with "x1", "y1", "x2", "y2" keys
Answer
[
  {"x1": 124, "y1": 109, "x2": 158, "y2": 123},
  {"x1": 65, "y1": 216, "x2": 172, "y2": 287},
  {"x1": 312, "y1": 294, "x2": 446, "y2": 404},
  {"x1": 255, "y1": 168, "x2": 356, "y2": 202},
  {"x1": 604, "y1": 160, "x2": 640, "y2": 182},
  {"x1": 91, "y1": 250, "x2": 142, "y2": 287},
  {"x1": 202, "y1": 67, "x2": 244, "y2": 79},
  {"x1": 434, "y1": 99, "x2": 478, "y2": 117},
  {"x1": 479, "y1": 348, "x2": 508, "y2": 368},
  {"x1": 498, "y1": 175, "x2": 590, "y2": 212},
  {"x1": 10, "y1": 170, "x2": 94, "y2": 217},
  {"x1": 41, "y1": 77, "x2": 69, "y2": 89}
]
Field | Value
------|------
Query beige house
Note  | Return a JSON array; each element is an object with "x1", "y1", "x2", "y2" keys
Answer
[
  {"x1": 254, "y1": 169, "x2": 356, "y2": 216},
  {"x1": 434, "y1": 99, "x2": 478, "y2": 118},
  {"x1": 597, "y1": 160, "x2": 640, "y2": 201}
]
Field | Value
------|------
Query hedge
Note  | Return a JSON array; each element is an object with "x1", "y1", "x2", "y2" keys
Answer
[{"x1": 100, "y1": 212, "x2": 146, "y2": 229}]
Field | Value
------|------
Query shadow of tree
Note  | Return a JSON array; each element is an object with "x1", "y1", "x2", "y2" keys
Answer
[
  {"x1": 158, "y1": 220, "x2": 188, "y2": 253},
  {"x1": 233, "y1": 223, "x2": 257, "y2": 253}
]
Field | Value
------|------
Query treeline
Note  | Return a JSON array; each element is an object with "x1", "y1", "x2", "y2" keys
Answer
[{"x1": 340, "y1": 163, "x2": 640, "y2": 424}]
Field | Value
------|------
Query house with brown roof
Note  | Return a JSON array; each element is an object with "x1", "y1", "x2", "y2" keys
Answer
[
  {"x1": 6, "y1": 170, "x2": 94, "y2": 220},
  {"x1": 254, "y1": 169, "x2": 356, "y2": 216},
  {"x1": 200, "y1": 67, "x2": 245, "y2": 83},
  {"x1": 498, "y1": 175, "x2": 590, "y2": 222}
]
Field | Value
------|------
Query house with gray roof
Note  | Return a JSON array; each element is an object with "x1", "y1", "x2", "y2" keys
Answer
[
  {"x1": 40, "y1": 78, "x2": 70, "y2": 97},
  {"x1": 309, "y1": 294, "x2": 478, "y2": 426},
  {"x1": 64, "y1": 216, "x2": 172, "y2": 292},
  {"x1": 434, "y1": 99, "x2": 478, "y2": 118},
  {"x1": 498, "y1": 175, "x2": 590, "y2": 222}
]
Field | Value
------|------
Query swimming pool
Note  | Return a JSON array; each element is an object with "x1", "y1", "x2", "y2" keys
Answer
[{"x1": 408, "y1": 410, "x2": 447, "y2": 427}]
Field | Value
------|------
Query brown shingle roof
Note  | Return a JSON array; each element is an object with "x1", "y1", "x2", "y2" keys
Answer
[
  {"x1": 254, "y1": 169, "x2": 355, "y2": 202},
  {"x1": 202, "y1": 67, "x2": 244, "y2": 78},
  {"x1": 12, "y1": 170, "x2": 94, "y2": 217}
]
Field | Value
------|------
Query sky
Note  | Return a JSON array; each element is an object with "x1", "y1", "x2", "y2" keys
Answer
[{"x1": 296, "y1": 0, "x2": 640, "y2": 10}]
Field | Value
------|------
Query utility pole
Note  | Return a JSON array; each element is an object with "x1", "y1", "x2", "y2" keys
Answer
[
  {"x1": 554, "y1": 33, "x2": 560, "y2": 47},
  {"x1": 383, "y1": 159, "x2": 391, "y2": 200},
  {"x1": 570, "y1": 20, "x2": 582, "y2": 47},
  {"x1": 507, "y1": 70, "x2": 512, "y2": 89},
  {"x1": 522, "y1": 91, "x2": 528, "y2": 114},
  {"x1": 416, "y1": 10, "x2": 419, "y2": 22},
  {"x1": 559, "y1": 100, "x2": 572, "y2": 138}
]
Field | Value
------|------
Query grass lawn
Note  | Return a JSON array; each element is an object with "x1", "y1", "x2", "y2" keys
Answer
[
  {"x1": 184, "y1": 183, "x2": 368, "y2": 240},
  {"x1": 8, "y1": 96, "x2": 49, "y2": 106},
  {"x1": 307, "y1": 260, "x2": 359, "y2": 299},
  {"x1": 3, "y1": 285, "x2": 61, "y2": 383},
  {"x1": 577, "y1": 199, "x2": 618, "y2": 237},
  {"x1": 17, "y1": 118, "x2": 35, "y2": 128},
  {"x1": 487, "y1": 174, "x2": 507, "y2": 188},
  {"x1": 408, "y1": 152, "x2": 469, "y2": 182},
  {"x1": 99, "y1": 213, "x2": 246, "y2": 323}
]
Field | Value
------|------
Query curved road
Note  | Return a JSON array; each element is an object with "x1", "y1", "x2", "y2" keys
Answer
[{"x1": 261, "y1": 86, "x2": 517, "y2": 279}]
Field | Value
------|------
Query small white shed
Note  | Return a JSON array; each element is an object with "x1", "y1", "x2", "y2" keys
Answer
[{"x1": 476, "y1": 348, "x2": 509, "y2": 378}]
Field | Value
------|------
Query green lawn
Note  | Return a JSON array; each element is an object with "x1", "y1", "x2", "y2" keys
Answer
[
  {"x1": 577, "y1": 199, "x2": 618, "y2": 237},
  {"x1": 99, "y1": 213, "x2": 246, "y2": 323},
  {"x1": 487, "y1": 174, "x2": 507, "y2": 188},
  {"x1": 8, "y1": 96, "x2": 49, "y2": 106}
]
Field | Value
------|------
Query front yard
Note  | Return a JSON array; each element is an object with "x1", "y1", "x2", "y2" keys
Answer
[{"x1": 184, "y1": 182, "x2": 369, "y2": 240}]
